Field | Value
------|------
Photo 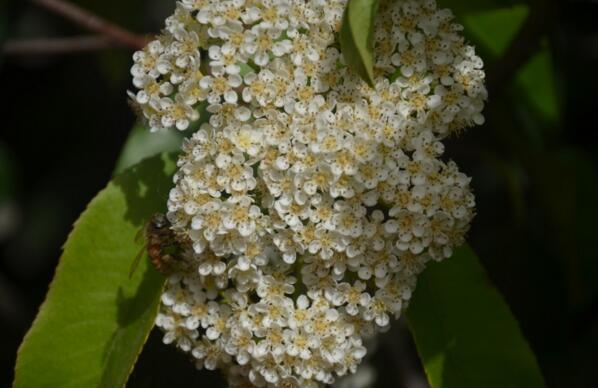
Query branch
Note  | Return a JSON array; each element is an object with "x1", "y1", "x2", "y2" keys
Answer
[
  {"x1": 2, "y1": 36, "x2": 128, "y2": 55},
  {"x1": 30, "y1": 0, "x2": 149, "y2": 50}
]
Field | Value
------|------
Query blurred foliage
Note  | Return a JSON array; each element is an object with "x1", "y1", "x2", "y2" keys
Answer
[
  {"x1": 1, "y1": 0, "x2": 598, "y2": 387},
  {"x1": 461, "y1": 5, "x2": 529, "y2": 55},
  {"x1": 517, "y1": 49, "x2": 559, "y2": 123},
  {"x1": 0, "y1": 143, "x2": 15, "y2": 202},
  {"x1": 441, "y1": 1, "x2": 598, "y2": 387}
]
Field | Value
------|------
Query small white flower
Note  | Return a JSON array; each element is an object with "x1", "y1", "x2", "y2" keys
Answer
[{"x1": 142, "y1": 0, "x2": 484, "y2": 385}]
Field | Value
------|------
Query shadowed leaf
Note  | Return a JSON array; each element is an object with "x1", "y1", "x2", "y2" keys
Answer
[{"x1": 406, "y1": 245, "x2": 546, "y2": 388}]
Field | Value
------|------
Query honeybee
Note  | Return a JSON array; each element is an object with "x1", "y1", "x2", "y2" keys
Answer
[{"x1": 129, "y1": 213, "x2": 182, "y2": 277}]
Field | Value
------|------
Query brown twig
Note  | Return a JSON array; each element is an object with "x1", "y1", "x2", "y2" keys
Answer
[
  {"x1": 3, "y1": 36, "x2": 126, "y2": 55},
  {"x1": 30, "y1": 0, "x2": 149, "y2": 49}
]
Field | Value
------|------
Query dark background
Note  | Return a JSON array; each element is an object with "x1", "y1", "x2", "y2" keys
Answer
[{"x1": 1, "y1": 0, "x2": 597, "y2": 387}]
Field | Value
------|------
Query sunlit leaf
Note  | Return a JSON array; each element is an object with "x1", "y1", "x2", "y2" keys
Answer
[
  {"x1": 13, "y1": 153, "x2": 176, "y2": 388},
  {"x1": 406, "y1": 245, "x2": 546, "y2": 388},
  {"x1": 339, "y1": 0, "x2": 379, "y2": 87},
  {"x1": 114, "y1": 124, "x2": 185, "y2": 175},
  {"x1": 115, "y1": 102, "x2": 209, "y2": 175}
]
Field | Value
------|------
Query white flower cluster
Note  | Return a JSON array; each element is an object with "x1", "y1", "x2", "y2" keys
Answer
[{"x1": 131, "y1": 0, "x2": 486, "y2": 386}]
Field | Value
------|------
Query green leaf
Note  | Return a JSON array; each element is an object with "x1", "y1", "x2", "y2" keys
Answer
[
  {"x1": 13, "y1": 153, "x2": 176, "y2": 388},
  {"x1": 461, "y1": 5, "x2": 529, "y2": 58},
  {"x1": 406, "y1": 245, "x2": 546, "y2": 388},
  {"x1": 460, "y1": 6, "x2": 561, "y2": 123},
  {"x1": 438, "y1": 0, "x2": 526, "y2": 21},
  {"x1": 516, "y1": 48, "x2": 559, "y2": 123},
  {"x1": 115, "y1": 102, "x2": 209, "y2": 175},
  {"x1": 113, "y1": 124, "x2": 185, "y2": 175},
  {"x1": 339, "y1": 0, "x2": 379, "y2": 87}
]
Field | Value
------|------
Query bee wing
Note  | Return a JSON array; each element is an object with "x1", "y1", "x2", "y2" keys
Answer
[
  {"x1": 134, "y1": 226, "x2": 146, "y2": 244},
  {"x1": 129, "y1": 246, "x2": 146, "y2": 279}
]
